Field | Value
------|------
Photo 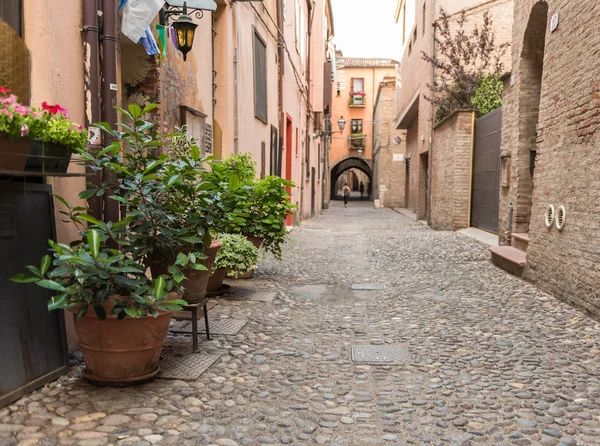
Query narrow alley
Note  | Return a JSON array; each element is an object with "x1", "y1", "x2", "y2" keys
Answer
[{"x1": 3, "y1": 202, "x2": 600, "y2": 446}]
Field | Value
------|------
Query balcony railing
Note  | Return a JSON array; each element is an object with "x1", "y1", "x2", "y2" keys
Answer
[
  {"x1": 350, "y1": 133, "x2": 366, "y2": 149},
  {"x1": 349, "y1": 92, "x2": 366, "y2": 107}
]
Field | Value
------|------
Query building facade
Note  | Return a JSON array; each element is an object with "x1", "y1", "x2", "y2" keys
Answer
[
  {"x1": 329, "y1": 55, "x2": 397, "y2": 201},
  {"x1": 394, "y1": 0, "x2": 513, "y2": 222}
]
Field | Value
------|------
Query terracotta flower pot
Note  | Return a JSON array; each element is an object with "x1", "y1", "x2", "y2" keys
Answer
[
  {"x1": 71, "y1": 297, "x2": 172, "y2": 385},
  {"x1": 0, "y1": 135, "x2": 31, "y2": 171},
  {"x1": 150, "y1": 240, "x2": 223, "y2": 304},
  {"x1": 207, "y1": 267, "x2": 227, "y2": 292}
]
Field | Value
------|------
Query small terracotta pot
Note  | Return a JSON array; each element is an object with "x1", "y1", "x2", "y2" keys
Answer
[
  {"x1": 0, "y1": 135, "x2": 31, "y2": 171},
  {"x1": 150, "y1": 240, "x2": 223, "y2": 304},
  {"x1": 71, "y1": 296, "x2": 172, "y2": 385},
  {"x1": 207, "y1": 268, "x2": 227, "y2": 293}
]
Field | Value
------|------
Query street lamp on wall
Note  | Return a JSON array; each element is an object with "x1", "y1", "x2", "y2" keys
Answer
[{"x1": 160, "y1": 1, "x2": 216, "y2": 61}]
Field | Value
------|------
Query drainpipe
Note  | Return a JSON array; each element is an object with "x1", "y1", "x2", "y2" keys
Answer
[
  {"x1": 506, "y1": 202, "x2": 513, "y2": 242},
  {"x1": 301, "y1": 0, "x2": 314, "y2": 220},
  {"x1": 100, "y1": 0, "x2": 121, "y2": 223},
  {"x1": 233, "y1": 6, "x2": 239, "y2": 155},
  {"x1": 82, "y1": 0, "x2": 102, "y2": 220},
  {"x1": 276, "y1": 0, "x2": 284, "y2": 176},
  {"x1": 427, "y1": 0, "x2": 436, "y2": 227}
]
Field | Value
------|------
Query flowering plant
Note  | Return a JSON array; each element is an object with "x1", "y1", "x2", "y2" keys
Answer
[
  {"x1": 350, "y1": 91, "x2": 366, "y2": 97},
  {"x1": 0, "y1": 87, "x2": 87, "y2": 150}
]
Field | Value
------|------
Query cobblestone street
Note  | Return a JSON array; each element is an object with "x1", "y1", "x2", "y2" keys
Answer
[{"x1": 3, "y1": 202, "x2": 600, "y2": 446}]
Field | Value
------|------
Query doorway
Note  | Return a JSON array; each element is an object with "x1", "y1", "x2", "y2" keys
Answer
[
  {"x1": 285, "y1": 116, "x2": 293, "y2": 226},
  {"x1": 516, "y1": 2, "x2": 548, "y2": 234},
  {"x1": 311, "y1": 167, "x2": 316, "y2": 216}
]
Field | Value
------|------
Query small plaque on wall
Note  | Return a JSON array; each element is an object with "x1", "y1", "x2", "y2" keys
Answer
[{"x1": 393, "y1": 154, "x2": 404, "y2": 162}]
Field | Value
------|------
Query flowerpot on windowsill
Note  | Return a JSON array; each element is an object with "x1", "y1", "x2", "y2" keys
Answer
[{"x1": 0, "y1": 135, "x2": 72, "y2": 173}]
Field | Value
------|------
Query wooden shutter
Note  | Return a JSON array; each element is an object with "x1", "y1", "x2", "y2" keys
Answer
[{"x1": 253, "y1": 29, "x2": 268, "y2": 124}]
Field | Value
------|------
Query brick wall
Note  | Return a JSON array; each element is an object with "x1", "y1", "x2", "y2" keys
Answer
[
  {"x1": 501, "y1": 0, "x2": 600, "y2": 317},
  {"x1": 430, "y1": 111, "x2": 474, "y2": 230},
  {"x1": 374, "y1": 81, "x2": 406, "y2": 208}
]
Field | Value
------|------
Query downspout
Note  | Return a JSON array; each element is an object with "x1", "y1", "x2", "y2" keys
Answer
[
  {"x1": 233, "y1": 6, "x2": 239, "y2": 155},
  {"x1": 277, "y1": 0, "x2": 285, "y2": 175},
  {"x1": 100, "y1": 0, "x2": 120, "y2": 223},
  {"x1": 301, "y1": 0, "x2": 314, "y2": 220},
  {"x1": 427, "y1": 0, "x2": 436, "y2": 227},
  {"x1": 82, "y1": 0, "x2": 102, "y2": 219}
]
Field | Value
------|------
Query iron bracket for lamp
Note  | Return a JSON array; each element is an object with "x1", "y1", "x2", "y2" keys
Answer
[{"x1": 160, "y1": 3, "x2": 204, "y2": 24}]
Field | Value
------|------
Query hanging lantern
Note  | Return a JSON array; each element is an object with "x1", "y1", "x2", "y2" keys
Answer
[{"x1": 172, "y1": 13, "x2": 198, "y2": 60}]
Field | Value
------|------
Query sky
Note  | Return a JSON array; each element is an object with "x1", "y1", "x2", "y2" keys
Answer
[{"x1": 331, "y1": 0, "x2": 401, "y2": 60}]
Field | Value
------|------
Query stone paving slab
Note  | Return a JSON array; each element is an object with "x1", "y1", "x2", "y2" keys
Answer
[{"x1": 2, "y1": 202, "x2": 600, "y2": 446}]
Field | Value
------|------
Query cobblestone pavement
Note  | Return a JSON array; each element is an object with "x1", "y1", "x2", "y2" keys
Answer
[{"x1": 3, "y1": 202, "x2": 600, "y2": 446}]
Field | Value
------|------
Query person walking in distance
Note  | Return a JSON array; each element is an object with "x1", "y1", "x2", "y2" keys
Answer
[
  {"x1": 343, "y1": 183, "x2": 351, "y2": 207},
  {"x1": 359, "y1": 181, "x2": 365, "y2": 198}
]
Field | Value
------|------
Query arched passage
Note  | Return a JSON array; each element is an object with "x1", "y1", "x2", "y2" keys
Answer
[
  {"x1": 330, "y1": 157, "x2": 373, "y2": 200},
  {"x1": 516, "y1": 1, "x2": 548, "y2": 234}
]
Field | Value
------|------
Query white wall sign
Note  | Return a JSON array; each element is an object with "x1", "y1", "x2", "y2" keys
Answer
[
  {"x1": 550, "y1": 12, "x2": 559, "y2": 32},
  {"x1": 88, "y1": 126, "x2": 102, "y2": 146},
  {"x1": 393, "y1": 154, "x2": 404, "y2": 162}
]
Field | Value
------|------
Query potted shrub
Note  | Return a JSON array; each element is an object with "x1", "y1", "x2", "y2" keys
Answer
[
  {"x1": 88, "y1": 107, "x2": 239, "y2": 303},
  {"x1": 11, "y1": 224, "x2": 187, "y2": 385},
  {"x1": 0, "y1": 87, "x2": 87, "y2": 173},
  {"x1": 206, "y1": 154, "x2": 295, "y2": 263},
  {"x1": 208, "y1": 233, "x2": 260, "y2": 289}
]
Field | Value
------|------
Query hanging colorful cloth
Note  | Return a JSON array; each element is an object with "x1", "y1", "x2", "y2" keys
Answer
[
  {"x1": 170, "y1": 25, "x2": 179, "y2": 50},
  {"x1": 140, "y1": 27, "x2": 160, "y2": 56},
  {"x1": 117, "y1": 0, "x2": 128, "y2": 11},
  {"x1": 121, "y1": 0, "x2": 165, "y2": 42},
  {"x1": 156, "y1": 24, "x2": 168, "y2": 60}
]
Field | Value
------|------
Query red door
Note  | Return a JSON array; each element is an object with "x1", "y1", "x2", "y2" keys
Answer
[{"x1": 285, "y1": 116, "x2": 293, "y2": 226}]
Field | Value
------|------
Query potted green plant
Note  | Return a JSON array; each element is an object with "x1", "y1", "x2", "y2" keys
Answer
[
  {"x1": 0, "y1": 87, "x2": 87, "y2": 173},
  {"x1": 205, "y1": 154, "x2": 295, "y2": 263},
  {"x1": 11, "y1": 224, "x2": 187, "y2": 385},
  {"x1": 208, "y1": 233, "x2": 260, "y2": 290}
]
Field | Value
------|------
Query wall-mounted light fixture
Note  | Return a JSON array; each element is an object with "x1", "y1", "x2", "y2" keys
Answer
[{"x1": 160, "y1": 1, "x2": 217, "y2": 61}]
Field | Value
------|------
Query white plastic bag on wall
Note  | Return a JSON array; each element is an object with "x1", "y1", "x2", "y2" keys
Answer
[{"x1": 122, "y1": 0, "x2": 165, "y2": 43}]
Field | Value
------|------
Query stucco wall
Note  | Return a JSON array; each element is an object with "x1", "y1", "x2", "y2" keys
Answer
[
  {"x1": 430, "y1": 111, "x2": 474, "y2": 231},
  {"x1": 24, "y1": 0, "x2": 87, "y2": 351},
  {"x1": 501, "y1": 0, "x2": 600, "y2": 317}
]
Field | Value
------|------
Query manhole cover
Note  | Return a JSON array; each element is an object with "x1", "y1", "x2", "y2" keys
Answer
[
  {"x1": 352, "y1": 345, "x2": 410, "y2": 363},
  {"x1": 159, "y1": 353, "x2": 220, "y2": 380},
  {"x1": 170, "y1": 318, "x2": 248, "y2": 335},
  {"x1": 351, "y1": 283, "x2": 386, "y2": 290},
  {"x1": 227, "y1": 288, "x2": 278, "y2": 302}
]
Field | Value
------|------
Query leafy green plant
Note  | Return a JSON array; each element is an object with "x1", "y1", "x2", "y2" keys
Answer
[
  {"x1": 11, "y1": 228, "x2": 187, "y2": 320},
  {"x1": 472, "y1": 76, "x2": 503, "y2": 118},
  {"x1": 0, "y1": 87, "x2": 87, "y2": 150},
  {"x1": 213, "y1": 233, "x2": 260, "y2": 276},
  {"x1": 350, "y1": 133, "x2": 366, "y2": 148},
  {"x1": 209, "y1": 152, "x2": 257, "y2": 184}
]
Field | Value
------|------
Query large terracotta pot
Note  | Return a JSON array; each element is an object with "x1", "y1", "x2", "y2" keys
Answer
[
  {"x1": 71, "y1": 297, "x2": 172, "y2": 385},
  {"x1": 150, "y1": 240, "x2": 223, "y2": 304},
  {"x1": 207, "y1": 267, "x2": 227, "y2": 293}
]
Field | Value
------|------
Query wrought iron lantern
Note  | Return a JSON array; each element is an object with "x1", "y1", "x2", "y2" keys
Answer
[
  {"x1": 338, "y1": 116, "x2": 346, "y2": 132},
  {"x1": 160, "y1": 1, "x2": 216, "y2": 61}
]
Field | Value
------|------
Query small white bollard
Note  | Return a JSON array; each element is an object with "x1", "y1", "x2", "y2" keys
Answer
[{"x1": 374, "y1": 199, "x2": 381, "y2": 209}]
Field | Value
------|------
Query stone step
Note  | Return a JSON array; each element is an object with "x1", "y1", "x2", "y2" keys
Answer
[
  {"x1": 511, "y1": 232, "x2": 530, "y2": 252},
  {"x1": 489, "y1": 246, "x2": 527, "y2": 278}
]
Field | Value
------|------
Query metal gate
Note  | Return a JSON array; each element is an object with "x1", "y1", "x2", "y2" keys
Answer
[
  {"x1": 471, "y1": 108, "x2": 502, "y2": 233},
  {"x1": 0, "y1": 183, "x2": 69, "y2": 407}
]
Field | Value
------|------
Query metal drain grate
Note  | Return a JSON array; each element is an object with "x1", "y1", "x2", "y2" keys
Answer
[
  {"x1": 159, "y1": 353, "x2": 220, "y2": 380},
  {"x1": 352, "y1": 345, "x2": 410, "y2": 363},
  {"x1": 226, "y1": 288, "x2": 278, "y2": 302},
  {"x1": 351, "y1": 283, "x2": 387, "y2": 290},
  {"x1": 170, "y1": 318, "x2": 248, "y2": 335}
]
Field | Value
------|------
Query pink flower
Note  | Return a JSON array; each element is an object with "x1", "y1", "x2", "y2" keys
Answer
[
  {"x1": 1, "y1": 95, "x2": 16, "y2": 106},
  {"x1": 0, "y1": 87, "x2": 12, "y2": 94},
  {"x1": 78, "y1": 125, "x2": 84, "y2": 130},
  {"x1": 20, "y1": 124, "x2": 29, "y2": 137},
  {"x1": 13, "y1": 104, "x2": 30, "y2": 117}
]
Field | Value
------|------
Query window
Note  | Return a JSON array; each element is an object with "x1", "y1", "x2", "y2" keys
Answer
[
  {"x1": 413, "y1": 27, "x2": 417, "y2": 42},
  {"x1": 402, "y1": 2, "x2": 407, "y2": 45},
  {"x1": 351, "y1": 119, "x2": 363, "y2": 133},
  {"x1": 352, "y1": 78, "x2": 364, "y2": 93},
  {"x1": 0, "y1": 0, "x2": 22, "y2": 36},
  {"x1": 422, "y1": 2, "x2": 426, "y2": 36},
  {"x1": 253, "y1": 28, "x2": 268, "y2": 124}
]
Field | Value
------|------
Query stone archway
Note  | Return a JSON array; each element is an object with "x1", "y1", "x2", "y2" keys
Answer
[
  {"x1": 330, "y1": 156, "x2": 373, "y2": 199},
  {"x1": 515, "y1": 1, "x2": 548, "y2": 234}
]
